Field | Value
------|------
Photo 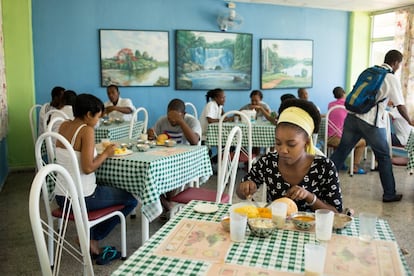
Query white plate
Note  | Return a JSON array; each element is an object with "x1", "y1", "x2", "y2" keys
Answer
[
  {"x1": 114, "y1": 149, "x2": 133, "y2": 157},
  {"x1": 193, "y1": 203, "x2": 218, "y2": 214}
]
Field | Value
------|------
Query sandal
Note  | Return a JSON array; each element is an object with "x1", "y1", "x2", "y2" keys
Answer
[
  {"x1": 353, "y1": 168, "x2": 366, "y2": 174},
  {"x1": 91, "y1": 246, "x2": 115, "y2": 260},
  {"x1": 96, "y1": 246, "x2": 121, "y2": 265}
]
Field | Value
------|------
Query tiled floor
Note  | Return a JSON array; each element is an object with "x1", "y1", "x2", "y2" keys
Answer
[{"x1": 0, "y1": 158, "x2": 413, "y2": 275}]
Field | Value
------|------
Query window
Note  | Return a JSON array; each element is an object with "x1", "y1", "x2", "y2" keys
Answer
[{"x1": 370, "y1": 12, "x2": 397, "y2": 66}]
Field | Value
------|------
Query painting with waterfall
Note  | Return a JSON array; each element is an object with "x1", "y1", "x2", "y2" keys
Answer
[
  {"x1": 99, "y1": 30, "x2": 169, "y2": 87},
  {"x1": 261, "y1": 39, "x2": 313, "y2": 89},
  {"x1": 175, "y1": 30, "x2": 252, "y2": 90}
]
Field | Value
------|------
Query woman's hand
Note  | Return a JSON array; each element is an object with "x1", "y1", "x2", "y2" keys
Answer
[
  {"x1": 286, "y1": 185, "x2": 311, "y2": 201},
  {"x1": 236, "y1": 180, "x2": 257, "y2": 199},
  {"x1": 102, "y1": 143, "x2": 116, "y2": 157}
]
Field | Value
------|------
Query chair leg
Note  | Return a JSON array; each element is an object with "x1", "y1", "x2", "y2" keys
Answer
[
  {"x1": 119, "y1": 214, "x2": 127, "y2": 260},
  {"x1": 141, "y1": 213, "x2": 149, "y2": 244}
]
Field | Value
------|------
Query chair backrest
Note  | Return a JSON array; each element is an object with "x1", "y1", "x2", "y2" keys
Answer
[
  {"x1": 35, "y1": 131, "x2": 90, "y2": 232},
  {"x1": 29, "y1": 163, "x2": 93, "y2": 276},
  {"x1": 216, "y1": 126, "x2": 242, "y2": 204},
  {"x1": 129, "y1": 107, "x2": 148, "y2": 139},
  {"x1": 218, "y1": 110, "x2": 253, "y2": 171},
  {"x1": 30, "y1": 104, "x2": 43, "y2": 146},
  {"x1": 43, "y1": 109, "x2": 70, "y2": 136},
  {"x1": 324, "y1": 105, "x2": 347, "y2": 156},
  {"x1": 185, "y1": 102, "x2": 198, "y2": 119}
]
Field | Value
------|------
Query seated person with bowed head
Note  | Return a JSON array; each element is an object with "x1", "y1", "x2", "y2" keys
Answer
[
  {"x1": 328, "y1": 86, "x2": 366, "y2": 174},
  {"x1": 38, "y1": 86, "x2": 65, "y2": 135},
  {"x1": 200, "y1": 88, "x2": 231, "y2": 142},
  {"x1": 148, "y1": 98, "x2": 201, "y2": 145},
  {"x1": 240, "y1": 90, "x2": 271, "y2": 121},
  {"x1": 55, "y1": 94, "x2": 138, "y2": 263},
  {"x1": 104, "y1": 84, "x2": 135, "y2": 121},
  {"x1": 236, "y1": 98, "x2": 343, "y2": 213},
  {"x1": 388, "y1": 100, "x2": 413, "y2": 147}
]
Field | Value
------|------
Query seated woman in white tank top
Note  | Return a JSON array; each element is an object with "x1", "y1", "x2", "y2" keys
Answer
[{"x1": 54, "y1": 93, "x2": 137, "y2": 264}]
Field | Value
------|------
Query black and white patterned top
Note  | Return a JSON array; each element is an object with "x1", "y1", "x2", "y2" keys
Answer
[{"x1": 242, "y1": 152, "x2": 343, "y2": 212}]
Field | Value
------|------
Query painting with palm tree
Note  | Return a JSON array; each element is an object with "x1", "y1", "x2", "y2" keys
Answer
[
  {"x1": 176, "y1": 30, "x2": 252, "y2": 90},
  {"x1": 99, "y1": 29, "x2": 169, "y2": 87},
  {"x1": 261, "y1": 39, "x2": 313, "y2": 89}
]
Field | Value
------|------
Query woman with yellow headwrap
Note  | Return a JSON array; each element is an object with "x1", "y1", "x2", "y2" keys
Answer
[{"x1": 236, "y1": 99, "x2": 343, "y2": 213}]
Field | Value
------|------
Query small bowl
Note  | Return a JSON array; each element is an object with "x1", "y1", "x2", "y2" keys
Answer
[
  {"x1": 136, "y1": 144, "x2": 150, "y2": 152},
  {"x1": 290, "y1": 212, "x2": 315, "y2": 231},
  {"x1": 147, "y1": 140, "x2": 157, "y2": 148},
  {"x1": 333, "y1": 213, "x2": 353, "y2": 230},
  {"x1": 102, "y1": 120, "x2": 111, "y2": 125},
  {"x1": 120, "y1": 143, "x2": 133, "y2": 149},
  {"x1": 247, "y1": 218, "x2": 277, "y2": 237},
  {"x1": 221, "y1": 216, "x2": 230, "y2": 232},
  {"x1": 114, "y1": 118, "x2": 124, "y2": 124},
  {"x1": 164, "y1": 139, "x2": 176, "y2": 147}
]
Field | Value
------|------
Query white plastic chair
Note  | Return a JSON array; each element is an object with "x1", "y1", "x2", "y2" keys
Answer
[
  {"x1": 185, "y1": 102, "x2": 198, "y2": 119},
  {"x1": 29, "y1": 163, "x2": 94, "y2": 276},
  {"x1": 218, "y1": 110, "x2": 255, "y2": 172},
  {"x1": 129, "y1": 107, "x2": 148, "y2": 139},
  {"x1": 35, "y1": 132, "x2": 127, "y2": 264},
  {"x1": 170, "y1": 126, "x2": 243, "y2": 215},
  {"x1": 30, "y1": 104, "x2": 42, "y2": 146},
  {"x1": 324, "y1": 105, "x2": 355, "y2": 176},
  {"x1": 43, "y1": 109, "x2": 70, "y2": 136}
]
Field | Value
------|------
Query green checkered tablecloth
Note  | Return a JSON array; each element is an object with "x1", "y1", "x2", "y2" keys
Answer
[
  {"x1": 405, "y1": 130, "x2": 414, "y2": 169},
  {"x1": 112, "y1": 200, "x2": 412, "y2": 276},
  {"x1": 96, "y1": 146, "x2": 212, "y2": 222},
  {"x1": 206, "y1": 121, "x2": 276, "y2": 148},
  {"x1": 95, "y1": 121, "x2": 144, "y2": 143}
]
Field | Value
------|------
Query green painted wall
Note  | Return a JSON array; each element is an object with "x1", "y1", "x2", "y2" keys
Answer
[
  {"x1": 3, "y1": 0, "x2": 35, "y2": 168},
  {"x1": 346, "y1": 12, "x2": 371, "y2": 92}
]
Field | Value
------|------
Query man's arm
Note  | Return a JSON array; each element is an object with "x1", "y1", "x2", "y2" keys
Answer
[{"x1": 396, "y1": 104, "x2": 414, "y2": 126}]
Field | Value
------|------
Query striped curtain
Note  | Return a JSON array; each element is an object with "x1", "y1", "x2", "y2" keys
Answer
[
  {"x1": 395, "y1": 8, "x2": 414, "y2": 116},
  {"x1": 0, "y1": 1, "x2": 7, "y2": 140}
]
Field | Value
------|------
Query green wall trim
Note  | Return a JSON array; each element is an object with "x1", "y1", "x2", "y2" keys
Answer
[
  {"x1": 346, "y1": 12, "x2": 371, "y2": 92},
  {"x1": 3, "y1": 0, "x2": 36, "y2": 168}
]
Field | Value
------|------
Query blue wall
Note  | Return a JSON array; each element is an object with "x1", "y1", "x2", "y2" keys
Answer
[{"x1": 32, "y1": 0, "x2": 349, "y2": 127}]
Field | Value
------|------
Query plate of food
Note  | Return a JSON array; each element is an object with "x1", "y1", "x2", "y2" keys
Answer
[
  {"x1": 113, "y1": 148, "x2": 133, "y2": 157},
  {"x1": 193, "y1": 203, "x2": 219, "y2": 214}
]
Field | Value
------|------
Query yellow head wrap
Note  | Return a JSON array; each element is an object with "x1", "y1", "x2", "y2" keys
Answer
[{"x1": 277, "y1": 106, "x2": 315, "y2": 154}]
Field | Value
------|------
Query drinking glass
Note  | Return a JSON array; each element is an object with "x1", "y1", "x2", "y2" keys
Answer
[
  {"x1": 271, "y1": 202, "x2": 287, "y2": 228},
  {"x1": 315, "y1": 209, "x2": 334, "y2": 241},
  {"x1": 230, "y1": 210, "x2": 247, "y2": 242},
  {"x1": 359, "y1": 212, "x2": 377, "y2": 242},
  {"x1": 304, "y1": 243, "x2": 327, "y2": 276}
]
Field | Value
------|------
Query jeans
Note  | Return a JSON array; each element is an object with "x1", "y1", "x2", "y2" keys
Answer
[
  {"x1": 56, "y1": 185, "x2": 138, "y2": 240},
  {"x1": 330, "y1": 114, "x2": 397, "y2": 199}
]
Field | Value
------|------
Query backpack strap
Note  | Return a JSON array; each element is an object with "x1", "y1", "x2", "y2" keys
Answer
[{"x1": 373, "y1": 65, "x2": 392, "y2": 125}]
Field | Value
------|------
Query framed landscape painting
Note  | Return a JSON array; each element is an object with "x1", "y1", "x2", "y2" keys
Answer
[
  {"x1": 175, "y1": 30, "x2": 252, "y2": 90},
  {"x1": 99, "y1": 29, "x2": 169, "y2": 87},
  {"x1": 261, "y1": 39, "x2": 313, "y2": 89}
]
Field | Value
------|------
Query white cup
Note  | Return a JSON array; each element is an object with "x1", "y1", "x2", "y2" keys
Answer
[
  {"x1": 304, "y1": 243, "x2": 327, "y2": 276},
  {"x1": 234, "y1": 116, "x2": 239, "y2": 123},
  {"x1": 271, "y1": 202, "x2": 287, "y2": 228},
  {"x1": 315, "y1": 209, "x2": 334, "y2": 241},
  {"x1": 359, "y1": 212, "x2": 377, "y2": 242},
  {"x1": 140, "y1": 133, "x2": 148, "y2": 141},
  {"x1": 230, "y1": 210, "x2": 247, "y2": 242}
]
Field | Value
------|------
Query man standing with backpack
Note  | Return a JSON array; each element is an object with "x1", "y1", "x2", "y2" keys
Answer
[{"x1": 331, "y1": 49, "x2": 414, "y2": 202}]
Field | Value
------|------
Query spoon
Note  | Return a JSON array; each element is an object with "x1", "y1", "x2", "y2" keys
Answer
[{"x1": 246, "y1": 194, "x2": 260, "y2": 208}]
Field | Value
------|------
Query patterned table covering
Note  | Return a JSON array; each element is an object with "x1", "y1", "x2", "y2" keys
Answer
[
  {"x1": 112, "y1": 200, "x2": 412, "y2": 276},
  {"x1": 206, "y1": 121, "x2": 276, "y2": 148},
  {"x1": 94, "y1": 120, "x2": 144, "y2": 143},
  {"x1": 405, "y1": 130, "x2": 414, "y2": 169},
  {"x1": 96, "y1": 145, "x2": 212, "y2": 221}
]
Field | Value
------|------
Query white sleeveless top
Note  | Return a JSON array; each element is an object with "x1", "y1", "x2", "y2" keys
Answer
[{"x1": 55, "y1": 124, "x2": 97, "y2": 197}]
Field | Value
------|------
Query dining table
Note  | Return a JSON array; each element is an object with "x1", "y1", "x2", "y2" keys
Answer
[
  {"x1": 206, "y1": 121, "x2": 276, "y2": 149},
  {"x1": 112, "y1": 200, "x2": 411, "y2": 276},
  {"x1": 94, "y1": 120, "x2": 144, "y2": 143},
  {"x1": 404, "y1": 130, "x2": 414, "y2": 171},
  {"x1": 96, "y1": 143, "x2": 213, "y2": 243}
]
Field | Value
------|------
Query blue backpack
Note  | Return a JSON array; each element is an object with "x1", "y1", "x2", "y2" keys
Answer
[{"x1": 345, "y1": 65, "x2": 392, "y2": 114}]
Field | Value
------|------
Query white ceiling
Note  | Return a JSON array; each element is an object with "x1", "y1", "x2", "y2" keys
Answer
[{"x1": 231, "y1": 0, "x2": 414, "y2": 12}]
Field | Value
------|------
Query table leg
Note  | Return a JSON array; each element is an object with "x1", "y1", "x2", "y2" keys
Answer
[{"x1": 141, "y1": 212, "x2": 149, "y2": 244}]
